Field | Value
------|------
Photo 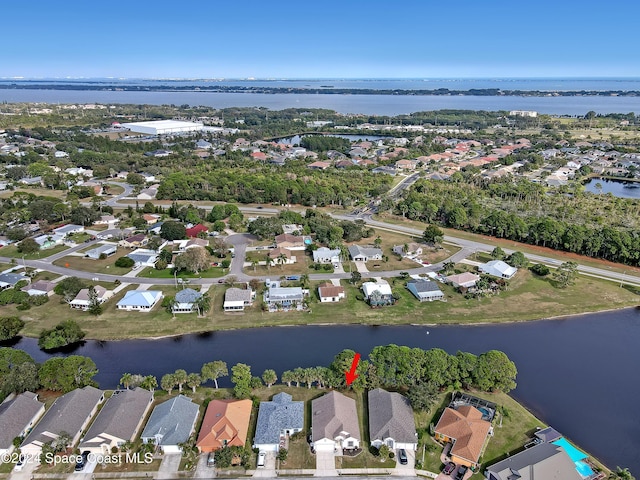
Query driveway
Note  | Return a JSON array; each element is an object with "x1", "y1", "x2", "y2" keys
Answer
[
  {"x1": 252, "y1": 451, "x2": 276, "y2": 477},
  {"x1": 314, "y1": 449, "x2": 337, "y2": 476},
  {"x1": 354, "y1": 261, "x2": 369, "y2": 273},
  {"x1": 155, "y1": 453, "x2": 182, "y2": 479},
  {"x1": 392, "y1": 448, "x2": 416, "y2": 476},
  {"x1": 226, "y1": 233, "x2": 258, "y2": 280},
  {"x1": 193, "y1": 453, "x2": 214, "y2": 478}
]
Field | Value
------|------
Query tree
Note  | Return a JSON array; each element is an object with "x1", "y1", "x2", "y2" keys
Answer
[
  {"x1": 187, "y1": 373, "x2": 202, "y2": 393},
  {"x1": 506, "y1": 251, "x2": 528, "y2": 268},
  {"x1": 174, "y1": 369, "x2": 188, "y2": 392},
  {"x1": 552, "y1": 261, "x2": 579, "y2": 289},
  {"x1": 407, "y1": 381, "x2": 439, "y2": 411},
  {"x1": 530, "y1": 263, "x2": 550, "y2": 276},
  {"x1": 195, "y1": 293, "x2": 211, "y2": 316},
  {"x1": 174, "y1": 247, "x2": 210, "y2": 274},
  {"x1": 160, "y1": 221, "x2": 187, "y2": 241},
  {"x1": 608, "y1": 467, "x2": 635, "y2": 480},
  {"x1": 54, "y1": 276, "x2": 86, "y2": 302},
  {"x1": 38, "y1": 320, "x2": 86, "y2": 350},
  {"x1": 422, "y1": 225, "x2": 443, "y2": 244},
  {"x1": 140, "y1": 375, "x2": 158, "y2": 391},
  {"x1": 6, "y1": 227, "x2": 28, "y2": 242},
  {"x1": 38, "y1": 356, "x2": 98, "y2": 392},
  {"x1": 474, "y1": 350, "x2": 518, "y2": 393},
  {"x1": 0, "y1": 316, "x2": 25, "y2": 340},
  {"x1": 350, "y1": 271, "x2": 361, "y2": 284},
  {"x1": 87, "y1": 286, "x2": 103, "y2": 315},
  {"x1": 120, "y1": 373, "x2": 133, "y2": 389},
  {"x1": 262, "y1": 369, "x2": 277, "y2": 388},
  {"x1": 277, "y1": 447, "x2": 288, "y2": 462},
  {"x1": 441, "y1": 261, "x2": 455, "y2": 275},
  {"x1": 281, "y1": 370, "x2": 294, "y2": 387},
  {"x1": 231, "y1": 363, "x2": 252, "y2": 399},
  {"x1": 161, "y1": 373, "x2": 176, "y2": 394},
  {"x1": 126, "y1": 172, "x2": 145, "y2": 185},
  {"x1": 201, "y1": 360, "x2": 228, "y2": 389},
  {"x1": 491, "y1": 247, "x2": 506, "y2": 260},
  {"x1": 329, "y1": 349, "x2": 368, "y2": 389},
  {"x1": 115, "y1": 256, "x2": 135, "y2": 268},
  {"x1": 2, "y1": 361, "x2": 39, "y2": 396},
  {"x1": 17, "y1": 237, "x2": 39, "y2": 254}
]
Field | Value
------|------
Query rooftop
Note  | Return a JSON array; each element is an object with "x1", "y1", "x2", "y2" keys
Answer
[{"x1": 254, "y1": 393, "x2": 304, "y2": 445}]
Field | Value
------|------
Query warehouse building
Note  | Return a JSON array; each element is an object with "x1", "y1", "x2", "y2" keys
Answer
[{"x1": 122, "y1": 120, "x2": 204, "y2": 135}]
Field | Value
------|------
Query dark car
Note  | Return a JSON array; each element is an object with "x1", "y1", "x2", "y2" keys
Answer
[
  {"x1": 398, "y1": 448, "x2": 408, "y2": 465},
  {"x1": 455, "y1": 465, "x2": 468, "y2": 480},
  {"x1": 443, "y1": 462, "x2": 456, "y2": 475},
  {"x1": 75, "y1": 451, "x2": 89, "y2": 471}
]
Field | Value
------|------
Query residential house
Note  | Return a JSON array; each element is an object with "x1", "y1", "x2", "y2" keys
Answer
[
  {"x1": 21, "y1": 386, "x2": 105, "y2": 455},
  {"x1": 119, "y1": 234, "x2": 149, "y2": 249},
  {"x1": 406, "y1": 279, "x2": 444, "y2": 302},
  {"x1": 392, "y1": 243, "x2": 423, "y2": 257},
  {"x1": 197, "y1": 399, "x2": 252, "y2": 453},
  {"x1": 141, "y1": 173, "x2": 157, "y2": 183},
  {"x1": 142, "y1": 214, "x2": 160, "y2": 225},
  {"x1": 368, "y1": 389, "x2": 417, "y2": 451},
  {"x1": 485, "y1": 439, "x2": 582, "y2": 480},
  {"x1": 348, "y1": 245, "x2": 383, "y2": 262},
  {"x1": 311, "y1": 391, "x2": 360, "y2": 453},
  {"x1": 22, "y1": 280, "x2": 56, "y2": 297},
  {"x1": 117, "y1": 290, "x2": 163, "y2": 312},
  {"x1": 275, "y1": 233, "x2": 308, "y2": 250},
  {"x1": 141, "y1": 395, "x2": 200, "y2": 454},
  {"x1": 446, "y1": 272, "x2": 480, "y2": 289},
  {"x1": 34, "y1": 233, "x2": 65, "y2": 249},
  {"x1": 263, "y1": 280, "x2": 307, "y2": 312},
  {"x1": 478, "y1": 260, "x2": 517, "y2": 279},
  {"x1": 172, "y1": 288, "x2": 203, "y2": 314},
  {"x1": 174, "y1": 238, "x2": 209, "y2": 252},
  {"x1": 362, "y1": 280, "x2": 394, "y2": 306},
  {"x1": 0, "y1": 272, "x2": 28, "y2": 290},
  {"x1": 85, "y1": 244, "x2": 117, "y2": 260},
  {"x1": 253, "y1": 393, "x2": 304, "y2": 452},
  {"x1": 0, "y1": 392, "x2": 45, "y2": 457},
  {"x1": 308, "y1": 161, "x2": 331, "y2": 170},
  {"x1": 433, "y1": 405, "x2": 491, "y2": 468},
  {"x1": 70, "y1": 286, "x2": 111, "y2": 311},
  {"x1": 318, "y1": 283, "x2": 346, "y2": 303},
  {"x1": 137, "y1": 185, "x2": 159, "y2": 200},
  {"x1": 19, "y1": 176, "x2": 43, "y2": 186},
  {"x1": 195, "y1": 139, "x2": 213, "y2": 149},
  {"x1": 79, "y1": 388, "x2": 154, "y2": 454},
  {"x1": 53, "y1": 224, "x2": 84, "y2": 236},
  {"x1": 126, "y1": 249, "x2": 159, "y2": 268},
  {"x1": 312, "y1": 247, "x2": 340, "y2": 264},
  {"x1": 268, "y1": 247, "x2": 295, "y2": 265},
  {"x1": 223, "y1": 287, "x2": 254, "y2": 311},
  {"x1": 95, "y1": 215, "x2": 119, "y2": 226},
  {"x1": 186, "y1": 224, "x2": 208, "y2": 238},
  {"x1": 147, "y1": 222, "x2": 164, "y2": 235}
]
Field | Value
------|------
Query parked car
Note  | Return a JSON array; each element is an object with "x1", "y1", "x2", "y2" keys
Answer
[
  {"x1": 286, "y1": 275, "x2": 300, "y2": 281},
  {"x1": 257, "y1": 452, "x2": 266, "y2": 468},
  {"x1": 14, "y1": 457, "x2": 25, "y2": 472},
  {"x1": 398, "y1": 448, "x2": 408, "y2": 465},
  {"x1": 455, "y1": 465, "x2": 468, "y2": 480},
  {"x1": 207, "y1": 453, "x2": 215, "y2": 467},
  {"x1": 443, "y1": 462, "x2": 456, "y2": 475},
  {"x1": 75, "y1": 451, "x2": 89, "y2": 471}
]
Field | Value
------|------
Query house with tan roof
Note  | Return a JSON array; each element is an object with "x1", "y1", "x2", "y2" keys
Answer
[
  {"x1": 433, "y1": 405, "x2": 492, "y2": 468},
  {"x1": 275, "y1": 234, "x2": 308, "y2": 250},
  {"x1": 268, "y1": 247, "x2": 295, "y2": 265},
  {"x1": 196, "y1": 399, "x2": 252, "y2": 453},
  {"x1": 368, "y1": 389, "x2": 417, "y2": 451},
  {"x1": 118, "y1": 233, "x2": 148, "y2": 249},
  {"x1": 446, "y1": 272, "x2": 480, "y2": 289},
  {"x1": 318, "y1": 283, "x2": 346, "y2": 303},
  {"x1": 311, "y1": 391, "x2": 360, "y2": 453}
]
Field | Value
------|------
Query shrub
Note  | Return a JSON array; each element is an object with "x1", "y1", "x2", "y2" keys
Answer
[
  {"x1": 38, "y1": 320, "x2": 86, "y2": 350},
  {"x1": 530, "y1": 263, "x2": 550, "y2": 276},
  {"x1": 115, "y1": 256, "x2": 135, "y2": 268},
  {"x1": 0, "y1": 316, "x2": 25, "y2": 340}
]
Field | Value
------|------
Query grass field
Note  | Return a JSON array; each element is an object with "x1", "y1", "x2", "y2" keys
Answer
[
  {"x1": 139, "y1": 266, "x2": 226, "y2": 279},
  {"x1": 0, "y1": 187, "x2": 67, "y2": 199},
  {"x1": 0, "y1": 243, "x2": 69, "y2": 260},
  {"x1": 52, "y1": 249, "x2": 132, "y2": 275}
]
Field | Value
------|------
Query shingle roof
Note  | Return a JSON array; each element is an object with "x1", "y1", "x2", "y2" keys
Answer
[
  {"x1": 72, "y1": 286, "x2": 107, "y2": 303},
  {"x1": 0, "y1": 273, "x2": 27, "y2": 286},
  {"x1": 141, "y1": 395, "x2": 200, "y2": 447},
  {"x1": 268, "y1": 287, "x2": 304, "y2": 302},
  {"x1": 368, "y1": 389, "x2": 416, "y2": 444},
  {"x1": 80, "y1": 388, "x2": 153, "y2": 449},
  {"x1": 23, "y1": 386, "x2": 104, "y2": 447},
  {"x1": 407, "y1": 279, "x2": 441, "y2": 293},
  {"x1": 486, "y1": 441, "x2": 582, "y2": 480},
  {"x1": 22, "y1": 280, "x2": 55, "y2": 294},
  {"x1": 0, "y1": 392, "x2": 44, "y2": 449},
  {"x1": 175, "y1": 288, "x2": 202, "y2": 304},
  {"x1": 348, "y1": 245, "x2": 383, "y2": 259},
  {"x1": 224, "y1": 288, "x2": 252, "y2": 303},
  {"x1": 318, "y1": 283, "x2": 345, "y2": 299},
  {"x1": 312, "y1": 391, "x2": 360, "y2": 443},
  {"x1": 117, "y1": 290, "x2": 162, "y2": 308},
  {"x1": 197, "y1": 399, "x2": 252, "y2": 452},
  {"x1": 254, "y1": 393, "x2": 304, "y2": 445},
  {"x1": 434, "y1": 406, "x2": 491, "y2": 464}
]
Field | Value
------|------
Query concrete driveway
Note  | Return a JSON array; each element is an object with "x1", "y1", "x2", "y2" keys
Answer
[
  {"x1": 314, "y1": 449, "x2": 337, "y2": 476},
  {"x1": 252, "y1": 451, "x2": 276, "y2": 477},
  {"x1": 155, "y1": 453, "x2": 182, "y2": 479},
  {"x1": 193, "y1": 453, "x2": 214, "y2": 478},
  {"x1": 354, "y1": 261, "x2": 369, "y2": 273},
  {"x1": 392, "y1": 448, "x2": 416, "y2": 476}
]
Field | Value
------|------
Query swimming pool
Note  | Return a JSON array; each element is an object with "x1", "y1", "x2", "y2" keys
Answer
[
  {"x1": 576, "y1": 460, "x2": 595, "y2": 477},
  {"x1": 552, "y1": 438, "x2": 593, "y2": 477},
  {"x1": 477, "y1": 406, "x2": 492, "y2": 419}
]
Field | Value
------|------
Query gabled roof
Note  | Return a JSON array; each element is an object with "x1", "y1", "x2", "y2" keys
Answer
[
  {"x1": 141, "y1": 395, "x2": 200, "y2": 447},
  {"x1": 22, "y1": 280, "x2": 55, "y2": 294},
  {"x1": 486, "y1": 441, "x2": 582, "y2": 480},
  {"x1": 224, "y1": 287, "x2": 253, "y2": 303},
  {"x1": 122, "y1": 233, "x2": 147, "y2": 243},
  {"x1": 175, "y1": 288, "x2": 202, "y2": 304},
  {"x1": 254, "y1": 393, "x2": 304, "y2": 445},
  {"x1": 318, "y1": 283, "x2": 345, "y2": 299},
  {"x1": 80, "y1": 388, "x2": 153, "y2": 449},
  {"x1": 0, "y1": 392, "x2": 44, "y2": 449},
  {"x1": 275, "y1": 233, "x2": 304, "y2": 244},
  {"x1": 23, "y1": 386, "x2": 104, "y2": 447},
  {"x1": 407, "y1": 279, "x2": 442, "y2": 293},
  {"x1": 186, "y1": 224, "x2": 208, "y2": 237},
  {"x1": 368, "y1": 389, "x2": 416, "y2": 444},
  {"x1": 197, "y1": 399, "x2": 252, "y2": 451},
  {"x1": 312, "y1": 391, "x2": 360, "y2": 443},
  {"x1": 434, "y1": 406, "x2": 491, "y2": 464},
  {"x1": 534, "y1": 426, "x2": 562, "y2": 443},
  {"x1": 480, "y1": 260, "x2": 517, "y2": 278},
  {"x1": 72, "y1": 286, "x2": 108, "y2": 303},
  {"x1": 117, "y1": 290, "x2": 162, "y2": 308},
  {"x1": 348, "y1": 245, "x2": 383, "y2": 259}
]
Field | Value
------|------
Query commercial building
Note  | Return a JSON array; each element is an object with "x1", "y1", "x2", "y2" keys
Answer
[{"x1": 122, "y1": 120, "x2": 204, "y2": 135}]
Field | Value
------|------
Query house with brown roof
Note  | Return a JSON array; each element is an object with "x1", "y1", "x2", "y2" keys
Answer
[
  {"x1": 446, "y1": 272, "x2": 480, "y2": 289},
  {"x1": 268, "y1": 247, "x2": 295, "y2": 265},
  {"x1": 118, "y1": 233, "x2": 149, "y2": 249},
  {"x1": 308, "y1": 161, "x2": 331, "y2": 170},
  {"x1": 433, "y1": 405, "x2": 491, "y2": 468},
  {"x1": 196, "y1": 399, "x2": 252, "y2": 453},
  {"x1": 318, "y1": 283, "x2": 345, "y2": 303},
  {"x1": 275, "y1": 233, "x2": 308, "y2": 250},
  {"x1": 142, "y1": 214, "x2": 160, "y2": 225},
  {"x1": 311, "y1": 391, "x2": 360, "y2": 453}
]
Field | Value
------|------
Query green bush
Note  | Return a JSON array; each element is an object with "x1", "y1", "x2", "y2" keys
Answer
[
  {"x1": 38, "y1": 320, "x2": 86, "y2": 350},
  {"x1": 0, "y1": 316, "x2": 25, "y2": 340},
  {"x1": 530, "y1": 263, "x2": 550, "y2": 276},
  {"x1": 115, "y1": 256, "x2": 135, "y2": 268}
]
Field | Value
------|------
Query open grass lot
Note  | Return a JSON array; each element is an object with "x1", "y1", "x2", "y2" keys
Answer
[
  {"x1": 246, "y1": 252, "x2": 315, "y2": 276},
  {"x1": 139, "y1": 266, "x2": 225, "y2": 279},
  {"x1": 0, "y1": 187, "x2": 67, "y2": 199},
  {"x1": 0, "y1": 243, "x2": 69, "y2": 260},
  {"x1": 52, "y1": 249, "x2": 132, "y2": 275}
]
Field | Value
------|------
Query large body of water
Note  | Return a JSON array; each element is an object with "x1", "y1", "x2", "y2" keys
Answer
[
  {"x1": 3, "y1": 77, "x2": 640, "y2": 115},
  {"x1": 9, "y1": 308, "x2": 640, "y2": 474},
  {"x1": 584, "y1": 178, "x2": 640, "y2": 198}
]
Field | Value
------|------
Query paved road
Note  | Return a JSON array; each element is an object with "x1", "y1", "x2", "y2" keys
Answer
[
  {"x1": 227, "y1": 233, "x2": 258, "y2": 280},
  {"x1": 103, "y1": 181, "x2": 135, "y2": 206}
]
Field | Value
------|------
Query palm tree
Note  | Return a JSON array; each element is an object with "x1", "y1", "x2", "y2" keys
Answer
[
  {"x1": 265, "y1": 255, "x2": 274, "y2": 271},
  {"x1": 120, "y1": 373, "x2": 133, "y2": 389},
  {"x1": 281, "y1": 370, "x2": 294, "y2": 387},
  {"x1": 186, "y1": 373, "x2": 202, "y2": 393},
  {"x1": 161, "y1": 373, "x2": 176, "y2": 394},
  {"x1": 251, "y1": 259, "x2": 259, "y2": 272},
  {"x1": 173, "y1": 369, "x2": 188, "y2": 392},
  {"x1": 609, "y1": 467, "x2": 635, "y2": 480},
  {"x1": 140, "y1": 375, "x2": 158, "y2": 392},
  {"x1": 300, "y1": 274, "x2": 309, "y2": 288},
  {"x1": 195, "y1": 293, "x2": 211, "y2": 317},
  {"x1": 277, "y1": 253, "x2": 288, "y2": 270}
]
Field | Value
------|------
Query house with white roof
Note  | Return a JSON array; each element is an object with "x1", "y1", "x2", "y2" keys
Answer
[
  {"x1": 362, "y1": 280, "x2": 395, "y2": 306},
  {"x1": 34, "y1": 233, "x2": 65, "y2": 249},
  {"x1": 85, "y1": 244, "x2": 117, "y2": 260},
  {"x1": 313, "y1": 247, "x2": 341, "y2": 264},
  {"x1": 126, "y1": 249, "x2": 159, "y2": 268},
  {"x1": 479, "y1": 260, "x2": 517, "y2": 279},
  {"x1": 117, "y1": 290, "x2": 163, "y2": 312},
  {"x1": 348, "y1": 245, "x2": 383, "y2": 262}
]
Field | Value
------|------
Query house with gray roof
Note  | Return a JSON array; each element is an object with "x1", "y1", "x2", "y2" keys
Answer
[
  {"x1": 141, "y1": 395, "x2": 200, "y2": 454},
  {"x1": 368, "y1": 388, "x2": 417, "y2": 451},
  {"x1": 0, "y1": 392, "x2": 45, "y2": 456},
  {"x1": 53, "y1": 224, "x2": 84, "y2": 236},
  {"x1": 311, "y1": 391, "x2": 360, "y2": 453},
  {"x1": 85, "y1": 244, "x2": 117, "y2": 260},
  {"x1": 264, "y1": 279, "x2": 307, "y2": 312},
  {"x1": 22, "y1": 280, "x2": 56, "y2": 297},
  {"x1": 172, "y1": 288, "x2": 202, "y2": 314},
  {"x1": 0, "y1": 272, "x2": 28, "y2": 290},
  {"x1": 70, "y1": 286, "x2": 111, "y2": 311},
  {"x1": 253, "y1": 393, "x2": 304, "y2": 452},
  {"x1": 348, "y1": 245, "x2": 383, "y2": 262},
  {"x1": 406, "y1": 279, "x2": 444, "y2": 302},
  {"x1": 223, "y1": 287, "x2": 254, "y2": 311},
  {"x1": 80, "y1": 388, "x2": 153, "y2": 454},
  {"x1": 21, "y1": 386, "x2": 104, "y2": 455},
  {"x1": 126, "y1": 248, "x2": 159, "y2": 268},
  {"x1": 485, "y1": 441, "x2": 582, "y2": 480},
  {"x1": 312, "y1": 247, "x2": 341, "y2": 264}
]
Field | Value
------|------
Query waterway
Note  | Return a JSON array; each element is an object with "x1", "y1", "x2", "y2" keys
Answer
[
  {"x1": 4, "y1": 89, "x2": 640, "y2": 116},
  {"x1": 584, "y1": 178, "x2": 640, "y2": 199},
  {"x1": 9, "y1": 308, "x2": 640, "y2": 473}
]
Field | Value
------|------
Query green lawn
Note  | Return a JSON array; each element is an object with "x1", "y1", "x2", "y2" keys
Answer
[
  {"x1": 138, "y1": 266, "x2": 225, "y2": 279},
  {"x1": 0, "y1": 243, "x2": 69, "y2": 260},
  {"x1": 52, "y1": 249, "x2": 133, "y2": 275}
]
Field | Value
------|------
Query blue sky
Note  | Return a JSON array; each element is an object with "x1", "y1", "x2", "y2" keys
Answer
[{"x1": 3, "y1": 0, "x2": 640, "y2": 79}]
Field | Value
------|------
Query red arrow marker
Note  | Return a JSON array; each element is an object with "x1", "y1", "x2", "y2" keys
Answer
[{"x1": 345, "y1": 352, "x2": 361, "y2": 386}]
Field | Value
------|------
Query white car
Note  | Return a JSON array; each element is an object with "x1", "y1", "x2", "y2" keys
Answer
[{"x1": 257, "y1": 452, "x2": 266, "y2": 468}]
